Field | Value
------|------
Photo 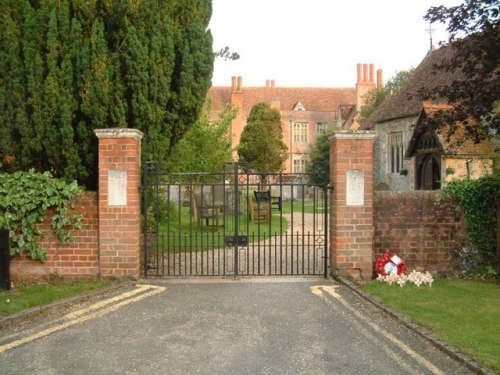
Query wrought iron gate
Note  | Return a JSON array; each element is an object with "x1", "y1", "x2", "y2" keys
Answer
[{"x1": 142, "y1": 162, "x2": 328, "y2": 277}]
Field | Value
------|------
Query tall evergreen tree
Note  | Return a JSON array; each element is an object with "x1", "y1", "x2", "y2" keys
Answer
[
  {"x1": 0, "y1": 0, "x2": 214, "y2": 189},
  {"x1": 237, "y1": 102, "x2": 288, "y2": 183}
]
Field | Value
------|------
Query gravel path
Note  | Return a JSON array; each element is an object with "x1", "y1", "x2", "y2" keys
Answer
[{"x1": 145, "y1": 213, "x2": 328, "y2": 277}]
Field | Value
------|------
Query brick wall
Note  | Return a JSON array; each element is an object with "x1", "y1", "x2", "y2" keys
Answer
[
  {"x1": 373, "y1": 190, "x2": 468, "y2": 275},
  {"x1": 330, "y1": 131, "x2": 376, "y2": 280},
  {"x1": 9, "y1": 129, "x2": 143, "y2": 282},
  {"x1": 95, "y1": 129, "x2": 142, "y2": 279},
  {"x1": 10, "y1": 192, "x2": 99, "y2": 282}
]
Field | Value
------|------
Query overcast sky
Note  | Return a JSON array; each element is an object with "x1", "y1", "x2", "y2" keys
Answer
[{"x1": 209, "y1": 0, "x2": 462, "y2": 88}]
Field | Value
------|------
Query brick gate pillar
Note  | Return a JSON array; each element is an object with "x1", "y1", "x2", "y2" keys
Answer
[
  {"x1": 329, "y1": 130, "x2": 376, "y2": 280},
  {"x1": 95, "y1": 129, "x2": 143, "y2": 279}
]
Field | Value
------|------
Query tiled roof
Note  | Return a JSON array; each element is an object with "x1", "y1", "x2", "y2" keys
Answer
[
  {"x1": 424, "y1": 103, "x2": 495, "y2": 156},
  {"x1": 406, "y1": 102, "x2": 495, "y2": 157},
  {"x1": 209, "y1": 86, "x2": 232, "y2": 111},
  {"x1": 209, "y1": 86, "x2": 356, "y2": 113},
  {"x1": 362, "y1": 45, "x2": 462, "y2": 129}
]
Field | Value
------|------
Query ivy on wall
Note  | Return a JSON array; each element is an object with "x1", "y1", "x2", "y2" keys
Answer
[
  {"x1": 440, "y1": 174, "x2": 500, "y2": 274},
  {"x1": 0, "y1": 169, "x2": 82, "y2": 261}
]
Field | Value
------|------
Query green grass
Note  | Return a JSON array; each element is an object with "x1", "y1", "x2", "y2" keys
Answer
[
  {"x1": 361, "y1": 278, "x2": 500, "y2": 372},
  {"x1": 0, "y1": 279, "x2": 115, "y2": 317},
  {"x1": 280, "y1": 200, "x2": 326, "y2": 214},
  {"x1": 150, "y1": 205, "x2": 289, "y2": 251}
]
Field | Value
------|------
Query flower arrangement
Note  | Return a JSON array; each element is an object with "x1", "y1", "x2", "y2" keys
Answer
[
  {"x1": 375, "y1": 253, "x2": 434, "y2": 287},
  {"x1": 375, "y1": 253, "x2": 407, "y2": 276},
  {"x1": 376, "y1": 270, "x2": 434, "y2": 287}
]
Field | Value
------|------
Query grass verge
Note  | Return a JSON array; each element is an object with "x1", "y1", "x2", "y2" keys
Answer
[
  {"x1": 0, "y1": 279, "x2": 115, "y2": 317},
  {"x1": 361, "y1": 278, "x2": 500, "y2": 372}
]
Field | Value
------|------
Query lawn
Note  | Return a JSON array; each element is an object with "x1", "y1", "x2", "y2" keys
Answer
[
  {"x1": 361, "y1": 278, "x2": 500, "y2": 372},
  {"x1": 0, "y1": 279, "x2": 115, "y2": 317},
  {"x1": 280, "y1": 199, "x2": 326, "y2": 214},
  {"x1": 148, "y1": 204, "x2": 290, "y2": 252}
]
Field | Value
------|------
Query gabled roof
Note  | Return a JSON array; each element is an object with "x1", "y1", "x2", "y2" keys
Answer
[
  {"x1": 406, "y1": 102, "x2": 494, "y2": 157},
  {"x1": 209, "y1": 86, "x2": 356, "y2": 113},
  {"x1": 362, "y1": 44, "x2": 462, "y2": 129}
]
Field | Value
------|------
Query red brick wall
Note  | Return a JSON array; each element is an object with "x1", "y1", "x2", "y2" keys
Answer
[
  {"x1": 330, "y1": 132, "x2": 376, "y2": 280},
  {"x1": 96, "y1": 129, "x2": 142, "y2": 279},
  {"x1": 373, "y1": 191, "x2": 468, "y2": 275},
  {"x1": 10, "y1": 192, "x2": 99, "y2": 282},
  {"x1": 9, "y1": 129, "x2": 143, "y2": 282}
]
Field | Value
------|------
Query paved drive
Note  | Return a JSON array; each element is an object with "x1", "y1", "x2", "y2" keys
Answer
[{"x1": 0, "y1": 278, "x2": 476, "y2": 374}]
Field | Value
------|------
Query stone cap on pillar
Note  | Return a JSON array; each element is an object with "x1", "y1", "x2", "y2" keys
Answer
[
  {"x1": 95, "y1": 128, "x2": 144, "y2": 140},
  {"x1": 329, "y1": 130, "x2": 376, "y2": 141}
]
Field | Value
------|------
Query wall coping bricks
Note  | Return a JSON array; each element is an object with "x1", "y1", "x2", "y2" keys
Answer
[
  {"x1": 95, "y1": 129, "x2": 143, "y2": 140},
  {"x1": 329, "y1": 130, "x2": 376, "y2": 140}
]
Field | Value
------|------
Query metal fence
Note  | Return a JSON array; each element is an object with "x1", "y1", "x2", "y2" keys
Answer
[{"x1": 142, "y1": 162, "x2": 328, "y2": 277}]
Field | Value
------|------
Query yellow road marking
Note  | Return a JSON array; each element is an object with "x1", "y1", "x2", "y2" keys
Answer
[
  {"x1": 311, "y1": 285, "x2": 446, "y2": 375},
  {"x1": 310, "y1": 285, "x2": 341, "y2": 299},
  {"x1": 0, "y1": 284, "x2": 165, "y2": 354},
  {"x1": 65, "y1": 284, "x2": 153, "y2": 320}
]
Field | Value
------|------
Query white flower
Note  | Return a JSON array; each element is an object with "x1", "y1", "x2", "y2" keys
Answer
[{"x1": 377, "y1": 270, "x2": 433, "y2": 287}]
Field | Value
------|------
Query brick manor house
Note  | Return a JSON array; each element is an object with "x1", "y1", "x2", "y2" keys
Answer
[{"x1": 209, "y1": 64, "x2": 383, "y2": 173}]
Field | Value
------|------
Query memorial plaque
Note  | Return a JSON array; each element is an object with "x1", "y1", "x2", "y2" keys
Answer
[
  {"x1": 346, "y1": 169, "x2": 364, "y2": 206},
  {"x1": 108, "y1": 170, "x2": 127, "y2": 206}
]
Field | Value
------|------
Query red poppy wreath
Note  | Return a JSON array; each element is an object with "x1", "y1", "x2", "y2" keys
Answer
[{"x1": 375, "y1": 253, "x2": 407, "y2": 276}]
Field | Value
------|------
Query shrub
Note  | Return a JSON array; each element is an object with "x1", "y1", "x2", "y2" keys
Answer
[
  {"x1": 0, "y1": 169, "x2": 83, "y2": 261},
  {"x1": 440, "y1": 175, "x2": 500, "y2": 277}
]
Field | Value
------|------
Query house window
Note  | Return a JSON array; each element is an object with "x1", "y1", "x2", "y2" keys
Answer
[
  {"x1": 389, "y1": 132, "x2": 404, "y2": 173},
  {"x1": 293, "y1": 123, "x2": 308, "y2": 143},
  {"x1": 292, "y1": 154, "x2": 307, "y2": 173},
  {"x1": 316, "y1": 122, "x2": 327, "y2": 135}
]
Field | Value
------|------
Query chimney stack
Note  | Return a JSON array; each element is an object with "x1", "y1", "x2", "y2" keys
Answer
[
  {"x1": 236, "y1": 76, "x2": 242, "y2": 92},
  {"x1": 265, "y1": 79, "x2": 276, "y2": 88},
  {"x1": 377, "y1": 69, "x2": 383, "y2": 88},
  {"x1": 363, "y1": 64, "x2": 368, "y2": 83},
  {"x1": 355, "y1": 63, "x2": 379, "y2": 113},
  {"x1": 231, "y1": 76, "x2": 237, "y2": 93}
]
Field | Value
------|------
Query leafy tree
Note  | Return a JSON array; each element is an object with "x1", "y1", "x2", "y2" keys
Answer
[
  {"x1": 0, "y1": 0, "x2": 214, "y2": 189},
  {"x1": 421, "y1": 0, "x2": 499, "y2": 138},
  {"x1": 305, "y1": 133, "x2": 331, "y2": 188},
  {"x1": 166, "y1": 100, "x2": 236, "y2": 173},
  {"x1": 358, "y1": 69, "x2": 415, "y2": 124},
  {"x1": 237, "y1": 102, "x2": 288, "y2": 182},
  {"x1": 215, "y1": 46, "x2": 240, "y2": 61}
]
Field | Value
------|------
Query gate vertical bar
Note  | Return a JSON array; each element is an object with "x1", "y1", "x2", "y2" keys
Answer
[
  {"x1": 233, "y1": 162, "x2": 239, "y2": 277},
  {"x1": 142, "y1": 162, "x2": 150, "y2": 278},
  {"x1": 323, "y1": 187, "x2": 329, "y2": 278}
]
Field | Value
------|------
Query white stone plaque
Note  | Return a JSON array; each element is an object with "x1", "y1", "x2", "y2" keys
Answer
[
  {"x1": 346, "y1": 169, "x2": 364, "y2": 206},
  {"x1": 108, "y1": 170, "x2": 127, "y2": 206}
]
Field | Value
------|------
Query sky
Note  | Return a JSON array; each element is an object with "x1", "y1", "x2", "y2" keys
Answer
[{"x1": 209, "y1": 0, "x2": 462, "y2": 88}]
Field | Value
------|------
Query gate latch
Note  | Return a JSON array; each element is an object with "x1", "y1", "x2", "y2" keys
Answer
[{"x1": 224, "y1": 236, "x2": 248, "y2": 247}]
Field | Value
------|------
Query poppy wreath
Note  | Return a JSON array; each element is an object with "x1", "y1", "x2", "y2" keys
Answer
[{"x1": 375, "y1": 252, "x2": 407, "y2": 276}]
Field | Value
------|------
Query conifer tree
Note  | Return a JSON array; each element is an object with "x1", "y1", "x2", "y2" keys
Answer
[
  {"x1": 0, "y1": 0, "x2": 214, "y2": 189},
  {"x1": 237, "y1": 102, "x2": 288, "y2": 183}
]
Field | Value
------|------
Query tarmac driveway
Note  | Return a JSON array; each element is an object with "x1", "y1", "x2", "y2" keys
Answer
[{"x1": 0, "y1": 277, "x2": 477, "y2": 374}]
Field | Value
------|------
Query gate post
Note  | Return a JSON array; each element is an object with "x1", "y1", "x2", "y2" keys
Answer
[
  {"x1": 95, "y1": 129, "x2": 143, "y2": 279},
  {"x1": 0, "y1": 229, "x2": 10, "y2": 290},
  {"x1": 329, "y1": 130, "x2": 376, "y2": 281}
]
